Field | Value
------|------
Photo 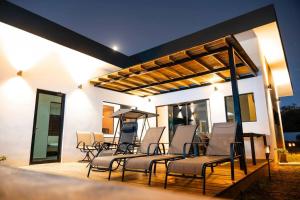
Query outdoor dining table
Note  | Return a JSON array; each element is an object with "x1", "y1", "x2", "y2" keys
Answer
[{"x1": 243, "y1": 132, "x2": 267, "y2": 165}]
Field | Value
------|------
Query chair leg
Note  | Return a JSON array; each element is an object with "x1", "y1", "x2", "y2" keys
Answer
[
  {"x1": 230, "y1": 159, "x2": 235, "y2": 181},
  {"x1": 108, "y1": 161, "x2": 114, "y2": 180},
  {"x1": 87, "y1": 165, "x2": 92, "y2": 178},
  {"x1": 164, "y1": 160, "x2": 168, "y2": 169},
  {"x1": 202, "y1": 165, "x2": 207, "y2": 195},
  {"x1": 122, "y1": 167, "x2": 126, "y2": 182},
  {"x1": 210, "y1": 165, "x2": 214, "y2": 172},
  {"x1": 148, "y1": 164, "x2": 153, "y2": 185},
  {"x1": 154, "y1": 162, "x2": 157, "y2": 174},
  {"x1": 164, "y1": 171, "x2": 168, "y2": 189}
]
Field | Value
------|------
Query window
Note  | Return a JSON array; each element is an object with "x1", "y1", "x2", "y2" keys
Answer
[
  {"x1": 102, "y1": 102, "x2": 135, "y2": 134},
  {"x1": 157, "y1": 99, "x2": 211, "y2": 142},
  {"x1": 102, "y1": 104, "x2": 115, "y2": 134},
  {"x1": 225, "y1": 93, "x2": 257, "y2": 122}
]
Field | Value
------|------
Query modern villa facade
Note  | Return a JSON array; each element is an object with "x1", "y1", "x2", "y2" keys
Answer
[{"x1": 0, "y1": 1, "x2": 293, "y2": 167}]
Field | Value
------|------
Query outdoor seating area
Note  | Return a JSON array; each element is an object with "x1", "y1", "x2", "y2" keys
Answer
[
  {"x1": 0, "y1": 1, "x2": 297, "y2": 199},
  {"x1": 79, "y1": 121, "x2": 268, "y2": 195}
]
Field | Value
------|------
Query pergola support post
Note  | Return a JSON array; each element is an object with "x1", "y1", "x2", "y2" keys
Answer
[{"x1": 228, "y1": 44, "x2": 247, "y2": 173}]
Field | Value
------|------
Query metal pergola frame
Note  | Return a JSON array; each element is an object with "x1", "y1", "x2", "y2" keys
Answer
[{"x1": 111, "y1": 109, "x2": 158, "y2": 145}]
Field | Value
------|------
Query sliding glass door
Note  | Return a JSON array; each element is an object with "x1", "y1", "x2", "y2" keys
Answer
[{"x1": 157, "y1": 99, "x2": 211, "y2": 142}]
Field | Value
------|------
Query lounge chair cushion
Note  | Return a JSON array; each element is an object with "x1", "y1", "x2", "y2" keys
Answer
[
  {"x1": 168, "y1": 156, "x2": 229, "y2": 175},
  {"x1": 125, "y1": 155, "x2": 181, "y2": 170},
  {"x1": 139, "y1": 127, "x2": 165, "y2": 154},
  {"x1": 206, "y1": 122, "x2": 236, "y2": 156},
  {"x1": 168, "y1": 125, "x2": 198, "y2": 155},
  {"x1": 92, "y1": 153, "x2": 146, "y2": 168},
  {"x1": 98, "y1": 149, "x2": 116, "y2": 157},
  {"x1": 76, "y1": 131, "x2": 93, "y2": 146}
]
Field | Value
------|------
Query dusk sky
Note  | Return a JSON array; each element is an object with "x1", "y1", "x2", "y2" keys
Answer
[{"x1": 9, "y1": 0, "x2": 300, "y2": 106}]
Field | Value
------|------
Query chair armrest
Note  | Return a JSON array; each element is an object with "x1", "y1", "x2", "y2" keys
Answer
[
  {"x1": 146, "y1": 143, "x2": 162, "y2": 156},
  {"x1": 183, "y1": 142, "x2": 208, "y2": 158},
  {"x1": 76, "y1": 141, "x2": 85, "y2": 149},
  {"x1": 230, "y1": 142, "x2": 243, "y2": 159}
]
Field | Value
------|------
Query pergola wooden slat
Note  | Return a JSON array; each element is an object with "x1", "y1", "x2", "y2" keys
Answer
[{"x1": 91, "y1": 35, "x2": 258, "y2": 97}]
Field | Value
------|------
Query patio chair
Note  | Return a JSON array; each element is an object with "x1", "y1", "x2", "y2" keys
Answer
[
  {"x1": 96, "y1": 121, "x2": 138, "y2": 157},
  {"x1": 165, "y1": 122, "x2": 245, "y2": 194},
  {"x1": 122, "y1": 124, "x2": 198, "y2": 185},
  {"x1": 76, "y1": 131, "x2": 96, "y2": 162},
  {"x1": 87, "y1": 127, "x2": 165, "y2": 180}
]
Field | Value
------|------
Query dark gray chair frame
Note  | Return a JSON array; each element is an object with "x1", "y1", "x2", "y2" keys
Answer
[
  {"x1": 121, "y1": 125, "x2": 198, "y2": 185},
  {"x1": 164, "y1": 141, "x2": 245, "y2": 194},
  {"x1": 88, "y1": 127, "x2": 165, "y2": 180}
]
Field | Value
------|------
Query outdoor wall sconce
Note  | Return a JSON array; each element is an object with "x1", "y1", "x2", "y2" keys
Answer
[
  {"x1": 78, "y1": 84, "x2": 83, "y2": 89},
  {"x1": 17, "y1": 70, "x2": 23, "y2": 76}
]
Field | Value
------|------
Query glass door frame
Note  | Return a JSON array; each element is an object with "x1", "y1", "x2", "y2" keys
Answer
[
  {"x1": 156, "y1": 98, "x2": 212, "y2": 142},
  {"x1": 29, "y1": 89, "x2": 66, "y2": 165}
]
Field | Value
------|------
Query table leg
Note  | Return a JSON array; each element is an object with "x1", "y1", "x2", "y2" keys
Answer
[{"x1": 250, "y1": 136, "x2": 256, "y2": 165}]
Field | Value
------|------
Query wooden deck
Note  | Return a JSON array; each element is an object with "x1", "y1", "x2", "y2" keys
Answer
[{"x1": 21, "y1": 159, "x2": 268, "y2": 197}]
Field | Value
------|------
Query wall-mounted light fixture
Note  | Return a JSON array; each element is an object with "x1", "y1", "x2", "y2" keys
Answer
[
  {"x1": 267, "y1": 84, "x2": 272, "y2": 91},
  {"x1": 17, "y1": 70, "x2": 23, "y2": 76},
  {"x1": 214, "y1": 86, "x2": 218, "y2": 91},
  {"x1": 78, "y1": 84, "x2": 83, "y2": 89}
]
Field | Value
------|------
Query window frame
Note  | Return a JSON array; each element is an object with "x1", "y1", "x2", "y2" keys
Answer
[{"x1": 224, "y1": 92, "x2": 257, "y2": 123}]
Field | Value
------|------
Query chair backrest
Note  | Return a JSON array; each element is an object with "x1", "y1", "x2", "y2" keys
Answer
[
  {"x1": 168, "y1": 125, "x2": 198, "y2": 155},
  {"x1": 139, "y1": 127, "x2": 165, "y2": 154},
  {"x1": 76, "y1": 131, "x2": 93, "y2": 146},
  {"x1": 206, "y1": 122, "x2": 237, "y2": 156},
  {"x1": 118, "y1": 122, "x2": 138, "y2": 151},
  {"x1": 93, "y1": 132, "x2": 104, "y2": 143}
]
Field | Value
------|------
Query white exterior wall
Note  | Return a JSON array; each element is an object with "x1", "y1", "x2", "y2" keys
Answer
[
  {"x1": 150, "y1": 76, "x2": 270, "y2": 159},
  {"x1": 0, "y1": 22, "x2": 280, "y2": 166},
  {"x1": 0, "y1": 22, "x2": 154, "y2": 166}
]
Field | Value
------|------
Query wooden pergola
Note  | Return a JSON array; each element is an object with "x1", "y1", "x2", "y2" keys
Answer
[
  {"x1": 90, "y1": 36, "x2": 258, "y2": 97},
  {"x1": 91, "y1": 35, "x2": 258, "y2": 173}
]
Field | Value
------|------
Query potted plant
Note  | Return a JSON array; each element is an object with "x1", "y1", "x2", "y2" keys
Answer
[{"x1": 275, "y1": 148, "x2": 288, "y2": 163}]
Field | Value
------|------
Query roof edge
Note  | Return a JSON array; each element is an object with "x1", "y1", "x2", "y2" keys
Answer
[
  {"x1": 0, "y1": 0, "x2": 135, "y2": 68},
  {"x1": 130, "y1": 4, "x2": 277, "y2": 65}
]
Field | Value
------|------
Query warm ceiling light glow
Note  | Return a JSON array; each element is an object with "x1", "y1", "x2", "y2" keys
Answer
[
  {"x1": 112, "y1": 45, "x2": 119, "y2": 51},
  {"x1": 208, "y1": 74, "x2": 222, "y2": 84},
  {"x1": 0, "y1": 22, "x2": 53, "y2": 71}
]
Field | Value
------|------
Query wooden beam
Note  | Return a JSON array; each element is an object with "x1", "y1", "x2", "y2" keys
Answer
[
  {"x1": 98, "y1": 46, "x2": 228, "y2": 84},
  {"x1": 122, "y1": 66, "x2": 233, "y2": 92},
  {"x1": 162, "y1": 68, "x2": 181, "y2": 77},
  {"x1": 186, "y1": 51, "x2": 227, "y2": 81},
  {"x1": 169, "y1": 55, "x2": 196, "y2": 74},
  {"x1": 131, "y1": 76, "x2": 170, "y2": 91},
  {"x1": 234, "y1": 49, "x2": 257, "y2": 76}
]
